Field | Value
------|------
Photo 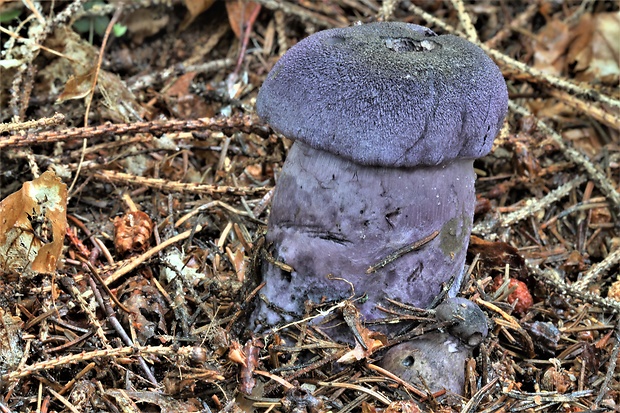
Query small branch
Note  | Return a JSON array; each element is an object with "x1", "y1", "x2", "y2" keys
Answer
[
  {"x1": 2, "y1": 345, "x2": 194, "y2": 382},
  {"x1": 0, "y1": 113, "x2": 65, "y2": 133},
  {"x1": 499, "y1": 176, "x2": 587, "y2": 227},
  {"x1": 574, "y1": 247, "x2": 620, "y2": 291},
  {"x1": 253, "y1": 0, "x2": 345, "y2": 28},
  {"x1": 0, "y1": 114, "x2": 269, "y2": 148},
  {"x1": 528, "y1": 263, "x2": 620, "y2": 313},
  {"x1": 509, "y1": 101, "x2": 620, "y2": 214},
  {"x1": 449, "y1": 0, "x2": 478, "y2": 41},
  {"x1": 366, "y1": 230, "x2": 439, "y2": 274},
  {"x1": 92, "y1": 170, "x2": 271, "y2": 196}
]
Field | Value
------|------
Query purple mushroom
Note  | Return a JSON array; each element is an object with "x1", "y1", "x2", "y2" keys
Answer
[
  {"x1": 253, "y1": 22, "x2": 507, "y2": 337},
  {"x1": 379, "y1": 332, "x2": 470, "y2": 394},
  {"x1": 380, "y1": 298, "x2": 490, "y2": 395},
  {"x1": 435, "y1": 297, "x2": 489, "y2": 347}
]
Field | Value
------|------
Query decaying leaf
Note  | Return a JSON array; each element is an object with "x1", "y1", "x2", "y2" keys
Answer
[
  {"x1": 123, "y1": 7, "x2": 170, "y2": 43},
  {"x1": 225, "y1": 0, "x2": 260, "y2": 39},
  {"x1": 338, "y1": 303, "x2": 387, "y2": 364},
  {"x1": 181, "y1": 0, "x2": 217, "y2": 30},
  {"x1": 568, "y1": 12, "x2": 620, "y2": 83},
  {"x1": 43, "y1": 27, "x2": 144, "y2": 122},
  {"x1": 533, "y1": 19, "x2": 571, "y2": 76},
  {"x1": 468, "y1": 235, "x2": 527, "y2": 278},
  {"x1": 0, "y1": 170, "x2": 67, "y2": 274},
  {"x1": 0, "y1": 307, "x2": 23, "y2": 376},
  {"x1": 533, "y1": 12, "x2": 620, "y2": 83},
  {"x1": 118, "y1": 275, "x2": 169, "y2": 345}
]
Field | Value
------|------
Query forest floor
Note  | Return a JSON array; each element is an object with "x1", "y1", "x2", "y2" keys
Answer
[{"x1": 1, "y1": 1, "x2": 619, "y2": 412}]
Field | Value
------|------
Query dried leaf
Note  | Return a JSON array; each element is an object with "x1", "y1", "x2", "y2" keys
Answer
[
  {"x1": 46, "y1": 27, "x2": 144, "y2": 122},
  {"x1": 569, "y1": 12, "x2": 620, "y2": 83},
  {"x1": 237, "y1": 338, "x2": 261, "y2": 395},
  {"x1": 338, "y1": 303, "x2": 387, "y2": 364},
  {"x1": 118, "y1": 276, "x2": 169, "y2": 344},
  {"x1": 225, "y1": 0, "x2": 260, "y2": 39},
  {"x1": 228, "y1": 341, "x2": 246, "y2": 366},
  {"x1": 226, "y1": 245, "x2": 247, "y2": 282},
  {"x1": 0, "y1": 171, "x2": 67, "y2": 274},
  {"x1": 124, "y1": 7, "x2": 170, "y2": 43},
  {"x1": 181, "y1": 0, "x2": 217, "y2": 29},
  {"x1": 469, "y1": 236, "x2": 527, "y2": 278},
  {"x1": 57, "y1": 70, "x2": 95, "y2": 102},
  {"x1": 533, "y1": 19, "x2": 571, "y2": 75},
  {"x1": 0, "y1": 307, "x2": 23, "y2": 376}
]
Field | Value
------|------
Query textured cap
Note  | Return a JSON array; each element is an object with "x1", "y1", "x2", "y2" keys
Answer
[{"x1": 256, "y1": 22, "x2": 508, "y2": 167}]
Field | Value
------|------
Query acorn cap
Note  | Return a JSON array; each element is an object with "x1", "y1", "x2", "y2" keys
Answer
[{"x1": 256, "y1": 22, "x2": 508, "y2": 167}]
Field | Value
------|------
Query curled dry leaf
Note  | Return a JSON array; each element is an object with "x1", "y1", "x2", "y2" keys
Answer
[
  {"x1": 469, "y1": 236, "x2": 527, "y2": 278},
  {"x1": 0, "y1": 307, "x2": 24, "y2": 376},
  {"x1": 0, "y1": 170, "x2": 67, "y2": 274},
  {"x1": 181, "y1": 0, "x2": 223, "y2": 31},
  {"x1": 568, "y1": 12, "x2": 620, "y2": 83},
  {"x1": 114, "y1": 210, "x2": 154, "y2": 256},
  {"x1": 228, "y1": 340, "x2": 246, "y2": 366},
  {"x1": 338, "y1": 303, "x2": 387, "y2": 364},
  {"x1": 533, "y1": 18, "x2": 571, "y2": 76},
  {"x1": 118, "y1": 276, "x2": 169, "y2": 345},
  {"x1": 608, "y1": 278, "x2": 620, "y2": 300}
]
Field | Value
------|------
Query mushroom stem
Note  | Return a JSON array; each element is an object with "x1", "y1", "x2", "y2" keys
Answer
[{"x1": 253, "y1": 142, "x2": 477, "y2": 337}]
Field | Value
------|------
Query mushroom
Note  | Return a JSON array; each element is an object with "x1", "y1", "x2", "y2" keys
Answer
[
  {"x1": 435, "y1": 297, "x2": 489, "y2": 347},
  {"x1": 379, "y1": 332, "x2": 469, "y2": 395},
  {"x1": 253, "y1": 22, "x2": 508, "y2": 338},
  {"x1": 379, "y1": 297, "x2": 489, "y2": 395}
]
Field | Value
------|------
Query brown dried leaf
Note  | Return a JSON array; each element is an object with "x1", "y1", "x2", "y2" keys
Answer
[
  {"x1": 468, "y1": 236, "x2": 527, "y2": 278},
  {"x1": 569, "y1": 12, "x2": 620, "y2": 83},
  {"x1": 533, "y1": 19, "x2": 571, "y2": 76},
  {"x1": 608, "y1": 279, "x2": 620, "y2": 300},
  {"x1": 225, "y1": 0, "x2": 260, "y2": 39},
  {"x1": 0, "y1": 170, "x2": 67, "y2": 274},
  {"x1": 118, "y1": 276, "x2": 168, "y2": 344},
  {"x1": 338, "y1": 304, "x2": 387, "y2": 364},
  {"x1": 124, "y1": 8, "x2": 170, "y2": 43},
  {"x1": 47, "y1": 27, "x2": 144, "y2": 122},
  {"x1": 181, "y1": 0, "x2": 217, "y2": 30},
  {"x1": 57, "y1": 70, "x2": 95, "y2": 102},
  {"x1": 226, "y1": 245, "x2": 247, "y2": 282},
  {"x1": 0, "y1": 307, "x2": 23, "y2": 376},
  {"x1": 228, "y1": 341, "x2": 246, "y2": 366}
]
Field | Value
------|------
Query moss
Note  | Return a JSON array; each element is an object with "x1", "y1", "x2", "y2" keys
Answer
[{"x1": 439, "y1": 212, "x2": 472, "y2": 259}]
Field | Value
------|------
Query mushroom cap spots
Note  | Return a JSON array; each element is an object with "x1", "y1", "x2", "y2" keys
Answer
[{"x1": 256, "y1": 22, "x2": 508, "y2": 167}]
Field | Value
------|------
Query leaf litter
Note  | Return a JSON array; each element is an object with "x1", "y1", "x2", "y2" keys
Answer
[{"x1": 0, "y1": 1, "x2": 619, "y2": 412}]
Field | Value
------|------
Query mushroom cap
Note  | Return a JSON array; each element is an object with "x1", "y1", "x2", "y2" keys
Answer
[
  {"x1": 256, "y1": 22, "x2": 508, "y2": 167},
  {"x1": 380, "y1": 332, "x2": 471, "y2": 394},
  {"x1": 435, "y1": 297, "x2": 489, "y2": 347}
]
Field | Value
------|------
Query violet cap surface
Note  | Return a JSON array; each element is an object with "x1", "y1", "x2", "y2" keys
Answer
[{"x1": 256, "y1": 22, "x2": 508, "y2": 167}]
